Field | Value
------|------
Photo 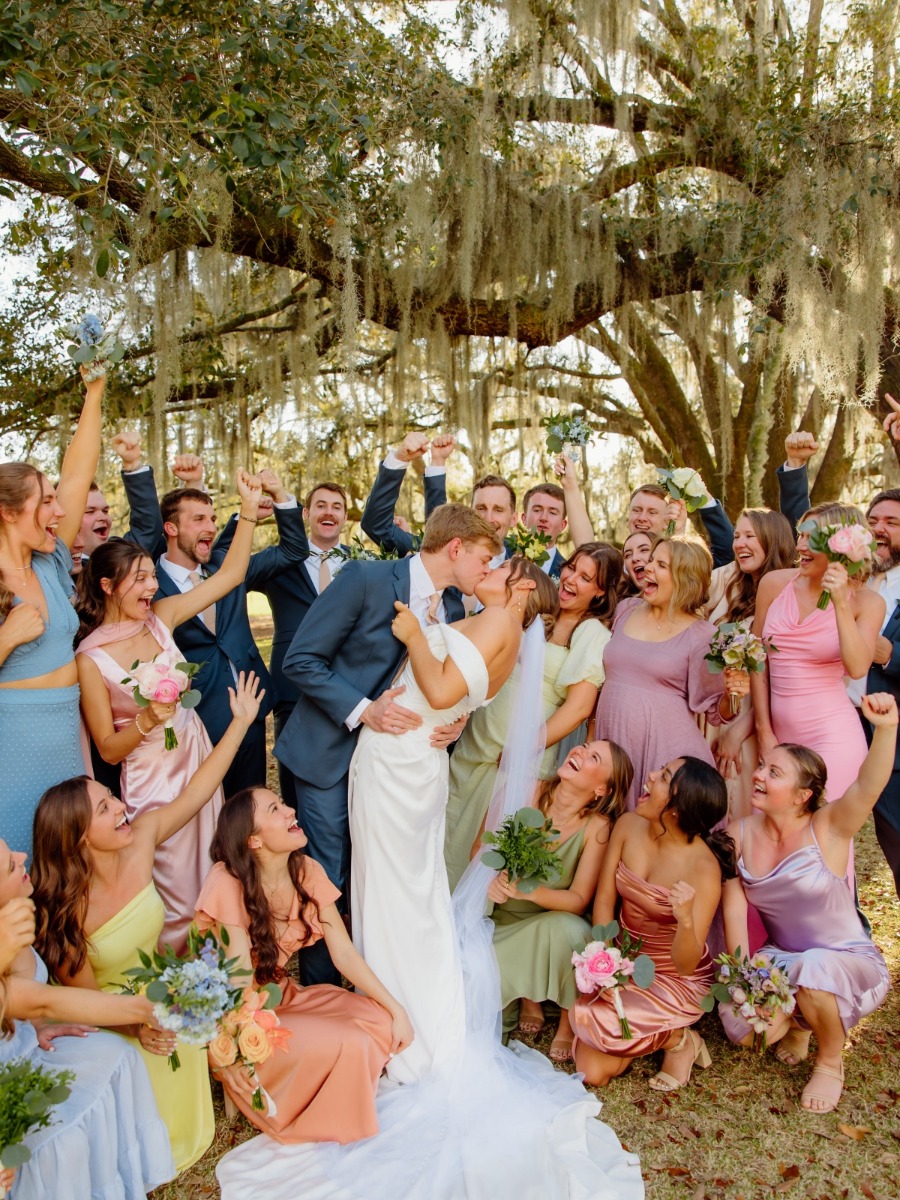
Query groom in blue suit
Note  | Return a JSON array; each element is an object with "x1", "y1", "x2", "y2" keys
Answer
[{"x1": 276, "y1": 504, "x2": 502, "y2": 985}]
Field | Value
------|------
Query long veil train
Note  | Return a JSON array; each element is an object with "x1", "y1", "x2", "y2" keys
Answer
[{"x1": 216, "y1": 622, "x2": 644, "y2": 1199}]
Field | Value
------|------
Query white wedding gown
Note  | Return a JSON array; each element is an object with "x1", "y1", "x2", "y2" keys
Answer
[{"x1": 217, "y1": 624, "x2": 644, "y2": 1200}]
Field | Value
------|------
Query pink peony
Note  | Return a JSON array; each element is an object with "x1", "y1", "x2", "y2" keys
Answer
[
  {"x1": 152, "y1": 678, "x2": 182, "y2": 704},
  {"x1": 573, "y1": 941, "x2": 624, "y2": 991},
  {"x1": 130, "y1": 661, "x2": 169, "y2": 693}
]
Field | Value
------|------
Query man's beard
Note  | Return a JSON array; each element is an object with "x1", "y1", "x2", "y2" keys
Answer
[{"x1": 872, "y1": 544, "x2": 900, "y2": 573}]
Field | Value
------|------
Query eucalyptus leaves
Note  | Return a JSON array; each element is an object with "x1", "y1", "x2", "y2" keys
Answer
[
  {"x1": 61, "y1": 314, "x2": 125, "y2": 382},
  {"x1": 0, "y1": 1059, "x2": 73, "y2": 1194}
]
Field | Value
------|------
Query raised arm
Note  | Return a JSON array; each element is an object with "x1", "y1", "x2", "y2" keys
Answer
[
  {"x1": 55, "y1": 368, "x2": 105, "y2": 549},
  {"x1": 112, "y1": 431, "x2": 166, "y2": 556},
  {"x1": 360, "y1": 433, "x2": 428, "y2": 555},
  {"x1": 554, "y1": 453, "x2": 595, "y2": 549},
  {"x1": 820, "y1": 693, "x2": 898, "y2": 840}
]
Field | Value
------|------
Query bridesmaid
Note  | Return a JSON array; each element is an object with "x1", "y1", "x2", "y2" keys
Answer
[
  {"x1": 75, "y1": 470, "x2": 263, "y2": 949},
  {"x1": 30, "y1": 673, "x2": 263, "y2": 1175},
  {"x1": 571, "y1": 757, "x2": 735, "y2": 1089},
  {"x1": 595, "y1": 536, "x2": 749, "y2": 810},
  {"x1": 487, "y1": 739, "x2": 632, "y2": 1061},
  {"x1": 195, "y1": 787, "x2": 412, "y2": 1143},
  {"x1": 622, "y1": 531, "x2": 652, "y2": 596},
  {"x1": 0, "y1": 838, "x2": 175, "y2": 1200}
]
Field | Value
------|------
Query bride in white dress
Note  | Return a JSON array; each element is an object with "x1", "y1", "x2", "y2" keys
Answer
[{"x1": 217, "y1": 558, "x2": 645, "y2": 1200}]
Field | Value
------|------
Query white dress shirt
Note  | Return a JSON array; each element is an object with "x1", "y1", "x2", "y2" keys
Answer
[
  {"x1": 383, "y1": 448, "x2": 446, "y2": 479},
  {"x1": 846, "y1": 563, "x2": 900, "y2": 707},
  {"x1": 305, "y1": 543, "x2": 340, "y2": 593}
]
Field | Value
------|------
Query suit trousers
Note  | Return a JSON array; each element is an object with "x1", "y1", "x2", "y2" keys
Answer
[
  {"x1": 874, "y1": 776, "x2": 900, "y2": 901},
  {"x1": 273, "y1": 703, "x2": 297, "y2": 811},
  {"x1": 293, "y1": 772, "x2": 351, "y2": 988},
  {"x1": 221, "y1": 720, "x2": 267, "y2": 800}
]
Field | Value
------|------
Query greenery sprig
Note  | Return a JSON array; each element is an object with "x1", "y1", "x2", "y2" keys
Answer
[
  {"x1": 481, "y1": 807, "x2": 562, "y2": 893},
  {"x1": 0, "y1": 1059, "x2": 73, "y2": 1171},
  {"x1": 504, "y1": 522, "x2": 552, "y2": 567}
]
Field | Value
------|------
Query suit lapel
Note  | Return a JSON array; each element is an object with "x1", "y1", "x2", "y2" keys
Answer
[
  {"x1": 882, "y1": 599, "x2": 900, "y2": 641},
  {"x1": 392, "y1": 557, "x2": 412, "y2": 605}
]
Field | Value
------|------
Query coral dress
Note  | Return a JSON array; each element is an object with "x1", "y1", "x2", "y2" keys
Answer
[
  {"x1": 571, "y1": 862, "x2": 714, "y2": 1058},
  {"x1": 195, "y1": 859, "x2": 393, "y2": 1144},
  {"x1": 87, "y1": 883, "x2": 214, "y2": 1174},
  {"x1": 77, "y1": 613, "x2": 223, "y2": 950},
  {"x1": 595, "y1": 597, "x2": 725, "y2": 809}
]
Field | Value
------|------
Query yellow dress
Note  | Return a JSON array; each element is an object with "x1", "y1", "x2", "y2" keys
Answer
[{"x1": 87, "y1": 882, "x2": 214, "y2": 1174}]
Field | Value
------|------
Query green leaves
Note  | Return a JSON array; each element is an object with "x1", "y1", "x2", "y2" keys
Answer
[
  {"x1": 0, "y1": 1058, "x2": 74, "y2": 1166},
  {"x1": 481, "y1": 807, "x2": 563, "y2": 892}
]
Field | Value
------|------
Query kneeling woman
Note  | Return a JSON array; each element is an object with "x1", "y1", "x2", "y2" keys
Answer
[
  {"x1": 195, "y1": 787, "x2": 413, "y2": 1144},
  {"x1": 487, "y1": 739, "x2": 631, "y2": 1062},
  {"x1": 572, "y1": 757, "x2": 735, "y2": 1089},
  {"x1": 720, "y1": 694, "x2": 894, "y2": 1114}
]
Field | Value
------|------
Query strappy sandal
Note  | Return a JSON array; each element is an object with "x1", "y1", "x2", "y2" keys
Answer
[
  {"x1": 648, "y1": 1028, "x2": 712, "y2": 1092},
  {"x1": 549, "y1": 1031, "x2": 574, "y2": 1063},
  {"x1": 516, "y1": 1000, "x2": 545, "y2": 1036},
  {"x1": 800, "y1": 1062, "x2": 844, "y2": 1113},
  {"x1": 774, "y1": 1028, "x2": 811, "y2": 1066}
]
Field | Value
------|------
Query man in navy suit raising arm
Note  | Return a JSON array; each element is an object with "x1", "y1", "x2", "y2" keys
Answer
[{"x1": 360, "y1": 431, "x2": 456, "y2": 556}]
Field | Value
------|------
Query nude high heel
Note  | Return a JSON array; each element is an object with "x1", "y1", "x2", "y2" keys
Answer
[{"x1": 649, "y1": 1028, "x2": 712, "y2": 1092}]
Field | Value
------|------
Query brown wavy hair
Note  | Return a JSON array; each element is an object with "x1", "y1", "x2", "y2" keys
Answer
[
  {"x1": 0, "y1": 463, "x2": 46, "y2": 620},
  {"x1": 505, "y1": 554, "x2": 559, "y2": 630},
  {"x1": 75, "y1": 539, "x2": 153, "y2": 642},
  {"x1": 722, "y1": 508, "x2": 796, "y2": 624},
  {"x1": 210, "y1": 789, "x2": 321, "y2": 986},
  {"x1": 30, "y1": 776, "x2": 95, "y2": 980},
  {"x1": 535, "y1": 739, "x2": 633, "y2": 824},
  {"x1": 555, "y1": 542, "x2": 623, "y2": 640}
]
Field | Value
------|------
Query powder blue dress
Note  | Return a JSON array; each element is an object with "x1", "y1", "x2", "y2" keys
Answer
[
  {"x1": 0, "y1": 541, "x2": 85, "y2": 857},
  {"x1": 1, "y1": 950, "x2": 174, "y2": 1199}
]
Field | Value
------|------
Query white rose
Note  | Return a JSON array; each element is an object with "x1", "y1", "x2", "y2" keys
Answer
[
  {"x1": 684, "y1": 473, "x2": 707, "y2": 499},
  {"x1": 669, "y1": 467, "x2": 695, "y2": 490}
]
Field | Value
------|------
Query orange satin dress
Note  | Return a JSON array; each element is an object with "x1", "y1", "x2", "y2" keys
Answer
[
  {"x1": 195, "y1": 859, "x2": 394, "y2": 1144},
  {"x1": 571, "y1": 862, "x2": 714, "y2": 1058}
]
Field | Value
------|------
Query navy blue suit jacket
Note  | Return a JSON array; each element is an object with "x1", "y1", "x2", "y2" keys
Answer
[
  {"x1": 862, "y1": 601, "x2": 900, "y2": 772},
  {"x1": 360, "y1": 463, "x2": 447, "y2": 556},
  {"x1": 698, "y1": 502, "x2": 737, "y2": 570},
  {"x1": 776, "y1": 464, "x2": 811, "y2": 536},
  {"x1": 152, "y1": 505, "x2": 308, "y2": 744},
  {"x1": 118, "y1": 467, "x2": 165, "y2": 555},
  {"x1": 275, "y1": 557, "x2": 465, "y2": 788}
]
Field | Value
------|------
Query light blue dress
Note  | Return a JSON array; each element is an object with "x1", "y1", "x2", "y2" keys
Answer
[
  {"x1": 1, "y1": 951, "x2": 174, "y2": 1199},
  {"x1": 0, "y1": 541, "x2": 85, "y2": 857}
]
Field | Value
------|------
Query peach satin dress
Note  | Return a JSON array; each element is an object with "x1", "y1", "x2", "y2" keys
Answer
[
  {"x1": 570, "y1": 862, "x2": 714, "y2": 1058},
  {"x1": 195, "y1": 859, "x2": 394, "y2": 1144}
]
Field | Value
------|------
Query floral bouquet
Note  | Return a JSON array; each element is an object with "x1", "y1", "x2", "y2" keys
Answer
[
  {"x1": 0, "y1": 1058, "x2": 73, "y2": 1196},
  {"x1": 123, "y1": 926, "x2": 251, "y2": 1071},
  {"x1": 705, "y1": 620, "x2": 777, "y2": 714},
  {"x1": 61, "y1": 314, "x2": 126, "y2": 382},
  {"x1": 656, "y1": 466, "x2": 708, "y2": 535},
  {"x1": 328, "y1": 536, "x2": 401, "y2": 568},
  {"x1": 797, "y1": 518, "x2": 876, "y2": 610},
  {"x1": 572, "y1": 920, "x2": 656, "y2": 1040},
  {"x1": 121, "y1": 656, "x2": 202, "y2": 750},
  {"x1": 208, "y1": 986, "x2": 291, "y2": 1112},
  {"x1": 541, "y1": 411, "x2": 595, "y2": 462},
  {"x1": 505, "y1": 522, "x2": 552, "y2": 567},
  {"x1": 700, "y1": 948, "x2": 796, "y2": 1051},
  {"x1": 481, "y1": 806, "x2": 562, "y2": 893}
]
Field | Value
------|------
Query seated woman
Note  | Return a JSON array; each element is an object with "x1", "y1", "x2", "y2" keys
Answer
[
  {"x1": 720, "y1": 694, "x2": 894, "y2": 1113},
  {"x1": 487, "y1": 739, "x2": 632, "y2": 1062},
  {"x1": 195, "y1": 787, "x2": 412, "y2": 1143},
  {"x1": 29, "y1": 673, "x2": 263, "y2": 1175},
  {"x1": 75, "y1": 469, "x2": 263, "y2": 949},
  {"x1": 572, "y1": 757, "x2": 735, "y2": 1090},
  {"x1": 0, "y1": 847, "x2": 175, "y2": 1200}
]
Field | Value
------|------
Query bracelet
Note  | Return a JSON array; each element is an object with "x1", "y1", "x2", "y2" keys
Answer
[
  {"x1": 239, "y1": 513, "x2": 258, "y2": 525},
  {"x1": 135, "y1": 712, "x2": 151, "y2": 737}
]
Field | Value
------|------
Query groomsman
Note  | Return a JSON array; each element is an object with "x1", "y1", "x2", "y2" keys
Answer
[
  {"x1": 625, "y1": 481, "x2": 734, "y2": 568},
  {"x1": 521, "y1": 483, "x2": 567, "y2": 580},
  {"x1": 277, "y1": 504, "x2": 500, "y2": 986},
  {"x1": 360, "y1": 431, "x2": 455, "y2": 555}
]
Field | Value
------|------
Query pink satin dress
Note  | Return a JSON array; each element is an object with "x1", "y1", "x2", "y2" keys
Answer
[
  {"x1": 570, "y1": 862, "x2": 714, "y2": 1058},
  {"x1": 195, "y1": 860, "x2": 394, "y2": 1144},
  {"x1": 77, "y1": 613, "x2": 223, "y2": 950}
]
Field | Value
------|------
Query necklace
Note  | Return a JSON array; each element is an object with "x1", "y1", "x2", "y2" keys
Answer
[{"x1": 5, "y1": 563, "x2": 33, "y2": 575}]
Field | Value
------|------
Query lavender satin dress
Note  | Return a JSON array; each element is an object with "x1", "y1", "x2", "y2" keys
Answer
[{"x1": 720, "y1": 822, "x2": 889, "y2": 1042}]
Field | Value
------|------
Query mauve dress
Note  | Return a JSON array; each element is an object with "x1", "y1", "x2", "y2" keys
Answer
[
  {"x1": 77, "y1": 612, "x2": 223, "y2": 951},
  {"x1": 570, "y1": 861, "x2": 714, "y2": 1057},
  {"x1": 720, "y1": 822, "x2": 889, "y2": 1042},
  {"x1": 195, "y1": 859, "x2": 394, "y2": 1144},
  {"x1": 595, "y1": 597, "x2": 725, "y2": 809}
]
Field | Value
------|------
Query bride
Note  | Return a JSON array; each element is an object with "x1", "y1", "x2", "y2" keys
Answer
[{"x1": 217, "y1": 556, "x2": 645, "y2": 1200}]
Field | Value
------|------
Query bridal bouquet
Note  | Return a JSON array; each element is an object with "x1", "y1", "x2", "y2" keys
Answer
[
  {"x1": 121, "y1": 656, "x2": 202, "y2": 750},
  {"x1": 705, "y1": 621, "x2": 777, "y2": 714},
  {"x1": 505, "y1": 522, "x2": 552, "y2": 567},
  {"x1": 797, "y1": 518, "x2": 876, "y2": 610},
  {"x1": 208, "y1": 986, "x2": 291, "y2": 1112},
  {"x1": 0, "y1": 1058, "x2": 73, "y2": 1195},
  {"x1": 481, "y1": 806, "x2": 562, "y2": 893},
  {"x1": 123, "y1": 926, "x2": 250, "y2": 1071},
  {"x1": 61, "y1": 314, "x2": 125, "y2": 382},
  {"x1": 541, "y1": 411, "x2": 595, "y2": 462},
  {"x1": 572, "y1": 921, "x2": 656, "y2": 1040},
  {"x1": 701, "y1": 948, "x2": 796, "y2": 1052},
  {"x1": 656, "y1": 466, "x2": 708, "y2": 535}
]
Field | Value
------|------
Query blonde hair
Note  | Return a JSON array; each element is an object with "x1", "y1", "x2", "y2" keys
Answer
[
  {"x1": 652, "y1": 534, "x2": 712, "y2": 616},
  {"x1": 420, "y1": 503, "x2": 501, "y2": 555}
]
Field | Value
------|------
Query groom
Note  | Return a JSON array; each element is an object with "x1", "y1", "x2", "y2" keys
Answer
[{"x1": 276, "y1": 503, "x2": 501, "y2": 985}]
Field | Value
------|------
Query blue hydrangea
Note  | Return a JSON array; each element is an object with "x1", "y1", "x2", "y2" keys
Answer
[{"x1": 77, "y1": 314, "x2": 104, "y2": 345}]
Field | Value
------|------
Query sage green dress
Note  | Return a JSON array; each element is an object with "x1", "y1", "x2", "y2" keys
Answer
[
  {"x1": 490, "y1": 827, "x2": 592, "y2": 1034},
  {"x1": 444, "y1": 619, "x2": 610, "y2": 892}
]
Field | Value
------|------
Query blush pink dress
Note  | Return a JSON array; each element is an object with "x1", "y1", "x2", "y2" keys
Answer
[
  {"x1": 195, "y1": 859, "x2": 394, "y2": 1144},
  {"x1": 77, "y1": 613, "x2": 223, "y2": 950}
]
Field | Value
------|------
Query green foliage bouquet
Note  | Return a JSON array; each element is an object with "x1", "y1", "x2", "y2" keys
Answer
[
  {"x1": 61, "y1": 314, "x2": 125, "y2": 382},
  {"x1": 0, "y1": 1058, "x2": 73, "y2": 1193},
  {"x1": 481, "y1": 806, "x2": 562, "y2": 893},
  {"x1": 541, "y1": 412, "x2": 595, "y2": 462},
  {"x1": 328, "y1": 536, "x2": 402, "y2": 567}
]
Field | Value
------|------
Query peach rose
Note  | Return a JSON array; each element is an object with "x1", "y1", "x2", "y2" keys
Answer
[
  {"x1": 208, "y1": 1030, "x2": 238, "y2": 1069},
  {"x1": 241, "y1": 986, "x2": 265, "y2": 1012},
  {"x1": 238, "y1": 1021, "x2": 273, "y2": 1065}
]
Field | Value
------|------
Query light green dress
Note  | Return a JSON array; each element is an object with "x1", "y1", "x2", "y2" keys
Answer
[
  {"x1": 444, "y1": 619, "x2": 610, "y2": 892},
  {"x1": 490, "y1": 828, "x2": 592, "y2": 1033}
]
